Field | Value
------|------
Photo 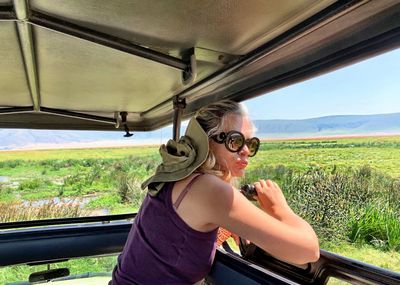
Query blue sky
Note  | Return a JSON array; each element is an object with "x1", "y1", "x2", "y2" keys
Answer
[{"x1": 245, "y1": 48, "x2": 400, "y2": 120}]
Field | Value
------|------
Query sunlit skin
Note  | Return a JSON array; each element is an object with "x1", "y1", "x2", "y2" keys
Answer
[
  {"x1": 210, "y1": 114, "x2": 253, "y2": 179},
  {"x1": 171, "y1": 114, "x2": 320, "y2": 265}
]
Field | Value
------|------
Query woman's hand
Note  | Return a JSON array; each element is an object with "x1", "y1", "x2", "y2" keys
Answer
[{"x1": 254, "y1": 179, "x2": 293, "y2": 220}]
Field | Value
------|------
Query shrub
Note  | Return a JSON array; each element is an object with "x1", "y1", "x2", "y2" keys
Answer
[
  {"x1": 242, "y1": 164, "x2": 400, "y2": 246},
  {"x1": 0, "y1": 200, "x2": 87, "y2": 223},
  {"x1": 86, "y1": 193, "x2": 121, "y2": 209},
  {"x1": 0, "y1": 160, "x2": 22, "y2": 168},
  {"x1": 285, "y1": 169, "x2": 352, "y2": 241},
  {"x1": 0, "y1": 187, "x2": 15, "y2": 202},
  {"x1": 348, "y1": 204, "x2": 400, "y2": 251},
  {"x1": 18, "y1": 178, "x2": 43, "y2": 191},
  {"x1": 116, "y1": 172, "x2": 146, "y2": 208}
]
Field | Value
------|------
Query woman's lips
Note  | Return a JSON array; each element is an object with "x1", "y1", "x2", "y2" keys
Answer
[{"x1": 237, "y1": 160, "x2": 248, "y2": 168}]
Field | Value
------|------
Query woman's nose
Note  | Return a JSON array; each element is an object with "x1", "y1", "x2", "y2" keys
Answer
[{"x1": 239, "y1": 143, "x2": 250, "y2": 156}]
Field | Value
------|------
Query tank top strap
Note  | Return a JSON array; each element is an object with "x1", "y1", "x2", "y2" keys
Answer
[{"x1": 173, "y1": 174, "x2": 203, "y2": 210}]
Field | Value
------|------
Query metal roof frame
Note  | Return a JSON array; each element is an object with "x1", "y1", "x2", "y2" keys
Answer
[{"x1": 0, "y1": 0, "x2": 399, "y2": 137}]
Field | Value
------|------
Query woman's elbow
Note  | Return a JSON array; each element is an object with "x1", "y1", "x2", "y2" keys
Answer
[
  {"x1": 303, "y1": 231, "x2": 320, "y2": 263},
  {"x1": 271, "y1": 239, "x2": 320, "y2": 265},
  {"x1": 289, "y1": 248, "x2": 319, "y2": 265},
  {"x1": 307, "y1": 246, "x2": 320, "y2": 263},
  {"x1": 298, "y1": 240, "x2": 320, "y2": 264}
]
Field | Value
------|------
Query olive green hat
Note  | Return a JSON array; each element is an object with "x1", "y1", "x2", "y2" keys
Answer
[{"x1": 141, "y1": 117, "x2": 209, "y2": 196}]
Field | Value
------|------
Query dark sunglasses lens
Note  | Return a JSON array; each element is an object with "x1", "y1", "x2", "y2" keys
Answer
[
  {"x1": 226, "y1": 133, "x2": 244, "y2": 152},
  {"x1": 247, "y1": 138, "x2": 260, "y2": 156}
]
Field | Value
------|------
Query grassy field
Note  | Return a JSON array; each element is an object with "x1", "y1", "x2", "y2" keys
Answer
[
  {"x1": 0, "y1": 145, "x2": 158, "y2": 161},
  {"x1": 253, "y1": 136, "x2": 400, "y2": 177},
  {"x1": 0, "y1": 136, "x2": 399, "y2": 282}
]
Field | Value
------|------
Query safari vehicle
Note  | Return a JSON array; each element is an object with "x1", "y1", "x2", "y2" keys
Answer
[{"x1": 0, "y1": 0, "x2": 400, "y2": 284}]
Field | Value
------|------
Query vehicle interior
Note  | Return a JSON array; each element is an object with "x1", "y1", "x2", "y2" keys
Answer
[{"x1": 1, "y1": 0, "x2": 400, "y2": 284}]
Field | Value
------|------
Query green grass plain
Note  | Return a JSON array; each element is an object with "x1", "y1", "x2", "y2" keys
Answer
[
  {"x1": 0, "y1": 145, "x2": 158, "y2": 161},
  {"x1": 252, "y1": 136, "x2": 400, "y2": 178},
  {"x1": 0, "y1": 136, "x2": 399, "y2": 282}
]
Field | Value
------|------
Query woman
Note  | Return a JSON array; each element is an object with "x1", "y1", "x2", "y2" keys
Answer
[{"x1": 111, "y1": 100, "x2": 319, "y2": 284}]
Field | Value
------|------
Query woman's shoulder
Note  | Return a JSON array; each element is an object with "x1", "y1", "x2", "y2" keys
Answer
[
  {"x1": 192, "y1": 173, "x2": 234, "y2": 198},
  {"x1": 193, "y1": 172, "x2": 226, "y2": 185},
  {"x1": 189, "y1": 173, "x2": 240, "y2": 225}
]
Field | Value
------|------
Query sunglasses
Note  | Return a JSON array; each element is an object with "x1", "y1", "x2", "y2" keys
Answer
[{"x1": 211, "y1": 131, "x2": 260, "y2": 157}]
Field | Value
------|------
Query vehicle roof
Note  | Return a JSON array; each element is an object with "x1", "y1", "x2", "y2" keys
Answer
[{"x1": 0, "y1": 0, "x2": 399, "y2": 132}]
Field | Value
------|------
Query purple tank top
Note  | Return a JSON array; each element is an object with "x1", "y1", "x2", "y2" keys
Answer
[{"x1": 111, "y1": 181, "x2": 218, "y2": 285}]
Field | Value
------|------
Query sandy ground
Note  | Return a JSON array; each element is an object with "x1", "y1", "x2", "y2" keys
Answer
[
  {"x1": 0, "y1": 139, "x2": 162, "y2": 152},
  {"x1": 2, "y1": 133, "x2": 400, "y2": 152},
  {"x1": 261, "y1": 133, "x2": 400, "y2": 141}
]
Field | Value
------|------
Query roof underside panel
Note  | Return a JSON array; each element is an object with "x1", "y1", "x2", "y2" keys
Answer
[
  {"x1": 35, "y1": 27, "x2": 182, "y2": 113},
  {"x1": 0, "y1": 22, "x2": 32, "y2": 106},
  {"x1": 31, "y1": 0, "x2": 331, "y2": 55},
  {"x1": 0, "y1": 0, "x2": 399, "y2": 131}
]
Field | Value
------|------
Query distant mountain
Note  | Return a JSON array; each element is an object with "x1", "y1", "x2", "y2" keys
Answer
[
  {"x1": 254, "y1": 113, "x2": 400, "y2": 138},
  {"x1": 0, "y1": 128, "x2": 171, "y2": 150},
  {"x1": 0, "y1": 113, "x2": 399, "y2": 150}
]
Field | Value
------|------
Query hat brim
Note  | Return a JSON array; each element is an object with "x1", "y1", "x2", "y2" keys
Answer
[{"x1": 141, "y1": 117, "x2": 209, "y2": 190}]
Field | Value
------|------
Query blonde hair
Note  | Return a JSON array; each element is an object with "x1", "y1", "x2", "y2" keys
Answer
[{"x1": 194, "y1": 100, "x2": 248, "y2": 180}]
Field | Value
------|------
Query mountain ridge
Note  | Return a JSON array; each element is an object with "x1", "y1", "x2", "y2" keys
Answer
[
  {"x1": 1, "y1": 113, "x2": 399, "y2": 150},
  {"x1": 253, "y1": 113, "x2": 400, "y2": 138}
]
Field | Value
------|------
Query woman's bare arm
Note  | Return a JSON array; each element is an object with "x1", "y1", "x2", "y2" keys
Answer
[{"x1": 199, "y1": 176, "x2": 320, "y2": 265}]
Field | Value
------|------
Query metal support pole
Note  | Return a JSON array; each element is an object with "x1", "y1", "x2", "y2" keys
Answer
[
  {"x1": 0, "y1": 107, "x2": 34, "y2": 114},
  {"x1": 40, "y1": 107, "x2": 117, "y2": 125},
  {"x1": 13, "y1": 0, "x2": 41, "y2": 111},
  {"x1": 172, "y1": 97, "x2": 186, "y2": 141},
  {"x1": 28, "y1": 11, "x2": 188, "y2": 71}
]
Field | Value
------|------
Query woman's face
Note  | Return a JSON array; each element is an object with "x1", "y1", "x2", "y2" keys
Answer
[{"x1": 210, "y1": 114, "x2": 254, "y2": 179}]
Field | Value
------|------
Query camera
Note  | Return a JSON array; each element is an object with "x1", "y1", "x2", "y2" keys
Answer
[{"x1": 240, "y1": 184, "x2": 257, "y2": 201}]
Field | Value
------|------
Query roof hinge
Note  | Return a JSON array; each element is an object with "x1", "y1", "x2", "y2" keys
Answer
[
  {"x1": 119, "y1": 112, "x2": 133, "y2": 137},
  {"x1": 172, "y1": 97, "x2": 186, "y2": 141},
  {"x1": 181, "y1": 48, "x2": 196, "y2": 85}
]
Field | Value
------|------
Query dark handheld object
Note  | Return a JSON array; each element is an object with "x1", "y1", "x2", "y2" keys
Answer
[{"x1": 240, "y1": 184, "x2": 257, "y2": 201}]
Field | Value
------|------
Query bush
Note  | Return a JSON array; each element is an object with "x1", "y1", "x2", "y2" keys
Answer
[
  {"x1": 0, "y1": 187, "x2": 15, "y2": 202},
  {"x1": 116, "y1": 172, "x2": 146, "y2": 208},
  {"x1": 18, "y1": 178, "x2": 44, "y2": 191},
  {"x1": 285, "y1": 169, "x2": 352, "y2": 241},
  {"x1": 242, "y1": 164, "x2": 400, "y2": 247},
  {"x1": 0, "y1": 200, "x2": 87, "y2": 222},
  {"x1": 348, "y1": 204, "x2": 400, "y2": 251},
  {"x1": 86, "y1": 193, "x2": 121, "y2": 209},
  {"x1": 0, "y1": 160, "x2": 22, "y2": 168}
]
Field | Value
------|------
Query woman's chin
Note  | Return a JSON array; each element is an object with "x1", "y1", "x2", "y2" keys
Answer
[{"x1": 232, "y1": 169, "x2": 246, "y2": 177}]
